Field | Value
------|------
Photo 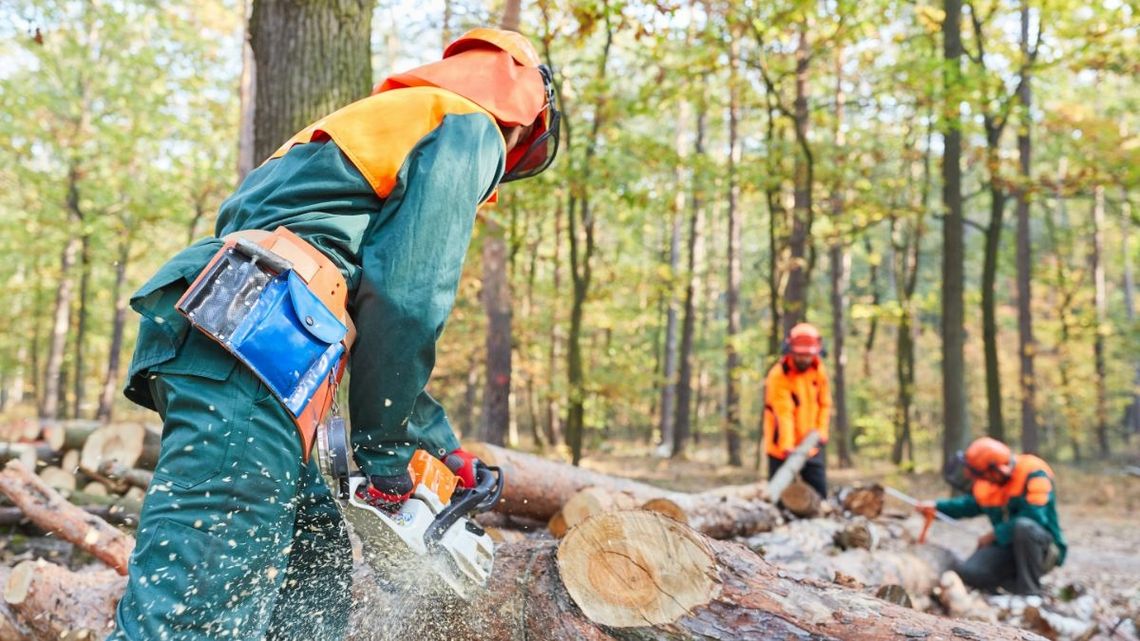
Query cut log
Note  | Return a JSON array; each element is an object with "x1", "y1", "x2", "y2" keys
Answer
[
  {"x1": 83, "y1": 481, "x2": 108, "y2": 496},
  {"x1": 0, "y1": 566, "x2": 29, "y2": 641},
  {"x1": 1, "y1": 512, "x2": 1044, "y2": 641},
  {"x1": 0, "y1": 503, "x2": 136, "y2": 528},
  {"x1": 93, "y1": 460, "x2": 153, "y2": 494},
  {"x1": 833, "y1": 520, "x2": 875, "y2": 550},
  {"x1": 937, "y1": 571, "x2": 996, "y2": 622},
  {"x1": 561, "y1": 487, "x2": 639, "y2": 531},
  {"x1": 0, "y1": 461, "x2": 134, "y2": 574},
  {"x1": 485, "y1": 526, "x2": 527, "y2": 544},
  {"x1": 0, "y1": 444, "x2": 37, "y2": 470},
  {"x1": 465, "y1": 443, "x2": 780, "y2": 539},
  {"x1": 548, "y1": 511, "x2": 568, "y2": 539},
  {"x1": 80, "y1": 423, "x2": 146, "y2": 473},
  {"x1": 38, "y1": 423, "x2": 66, "y2": 451},
  {"x1": 765, "y1": 429, "x2": 821, "y2": 502},
  {"x1": 444, "y1": 511, "x2": 1045, "y2": 641},
  {"x1": 61, "y1": 449, "x2": 80, "y2": 473},
  {"x1": 38, "y1": 465, "x2": 77, "y2": 494},
  {"x1": 780, "y1": 477, "x2": 822, "y2": 518},
  {"x1": 61, "y1": 420, "x2": 103, "y2": 452},
  {"x1": 639, "y1": 497, "x2": 688, "y2": 524},
  {"x1": 840, "y1": 483, "x2": 885, "y2": 518},
  {"x1": 3, "y1": 560, "x2": 123, "y2": 640}
]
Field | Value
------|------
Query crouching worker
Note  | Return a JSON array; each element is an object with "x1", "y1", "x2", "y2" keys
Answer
[
  {"x1": 107, "y1": 28, "x2": 560, "y2": 641},
  {"x1": 917, "y1": 437, "x2": 1066, "y2": 595}
]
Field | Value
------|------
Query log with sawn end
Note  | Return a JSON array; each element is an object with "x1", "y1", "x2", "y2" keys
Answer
[{"x1": 466, "y1": 442, "x2": 781, "y2": 538}]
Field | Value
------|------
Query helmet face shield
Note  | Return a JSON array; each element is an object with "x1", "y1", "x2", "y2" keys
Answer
[{"x1": 501, "y1": 65, "x2": 561, "y2": 183}]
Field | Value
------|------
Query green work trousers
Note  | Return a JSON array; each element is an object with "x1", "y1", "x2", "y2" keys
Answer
[{"x1": 107, "y1": 331, "x2": 351, "y2": 641}]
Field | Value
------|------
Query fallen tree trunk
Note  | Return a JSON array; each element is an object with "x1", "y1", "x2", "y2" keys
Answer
[
  {"x1": 840, "y1": 483, "x2": 885, "y2": 518},
  {"x1": 781, "y1": 477, "x2": 822, "y2": 517},
  {"x1": 465, "y1": 443, "x2": 780, "y2": 539},
  {"x1": 442, "y1": 511, "x2": 1043, "y2": 641},
  {"x1": 0, "y1": 461, "x2": 134, "y2": 574},
  {"x1": 2, "y1": 509, "x2": 1041, "y2": 641}
]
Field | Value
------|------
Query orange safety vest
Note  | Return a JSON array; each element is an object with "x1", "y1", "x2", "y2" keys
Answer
[
  {"x1": 971, "y1": 454, "x2": 1055, "y2": 508},
  {"x1": 762, "y1": 356, "x2": 832, "y2": 459}
]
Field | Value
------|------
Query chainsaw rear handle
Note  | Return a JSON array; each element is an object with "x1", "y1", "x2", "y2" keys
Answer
[{"x1": 424, "y1": 463, "x2": 503, "y2": 547}]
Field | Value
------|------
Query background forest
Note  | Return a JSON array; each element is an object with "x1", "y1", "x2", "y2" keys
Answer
[{"x1": 0, "y1": 0, "x2": 1137, "y2": 472}]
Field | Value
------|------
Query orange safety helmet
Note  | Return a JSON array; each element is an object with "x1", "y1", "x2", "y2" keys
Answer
[
  {"x1": 962, "y1": 437, "x2": 1015, "y2": 483},
  {"x1": 784, "y1": 323, "x2": 824, "y2": 356},
  {"x1": 374, "y1": 27, "x2": 561, "y2": 183}
]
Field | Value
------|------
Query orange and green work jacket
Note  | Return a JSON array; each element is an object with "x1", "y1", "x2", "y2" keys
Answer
[
  {"x1": 125, "y1": 86, "x2": 505, "y2": 478},
  {"x1": 936, "y1": 454, "x2": 1068, "y2": 564},
  {"x1": 762, "y1": 356, "x2": 832, "y2": 459}
]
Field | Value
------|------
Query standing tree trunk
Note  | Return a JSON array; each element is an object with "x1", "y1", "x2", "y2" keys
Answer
[
  {"x1": 765, "y1": 97, "x2": 783, "y2": 357},
  {"x1": 673, "y1": 107, "x2": 706, "y2": 460},
  {"x1": 782, "y1": 25, "x2": 814, "y2": 334},
  {"x1": 565, "y1": 6, "x2": 612, "y2": 465},
  {"x1": 829, "y1": 49, "x2": 851, "y2": 468},
  {"x1": 72, "y1": 231, "x2": 92, "y2": 419},
  {"x1": 723, "y1": 29, "x2": 744, "y2": 467},
  {"x1": 248, "y1": 0, "x2": 374, "y2": 162},
  {"x1": 1016, "y1": 0, "x2": 1038, "y2": 453},
  {"x1": 862, "y1": 235, "x2": 881, "y2": 380},
  {"x1": 1123, "y1": 194, "x2": 1139, "y2": 441},
  {"x1": 41, "y1": 166, "x2": 84, "y2": 420},
  {"x1": 1091, "y1": 185, "x2": 1109, "y2": 458},
  {"x1": 981, "y1": 164, "x2": 1007, "y2": 440},
  {"x1": 941, "y1": 0, "x2": 970, "y2": 462},
  {"x1": 237, "y1": 0, "x2": 256, "y2": 180},
  {"x1": 1046, "y1": 189, "x2": 1082, "y2": 460},
  {"x1": 481, "y1": 223, "x2": 512, "y2": 446},
  {"x1": 96, "y1": 236, "x2": 131, "y2": 422},
  {"x1": 658, "y1": 103, "x2": 687, "y2": 453},
  {"x1": 478, "y1": 0, "x2": 524, "y2": 447}
]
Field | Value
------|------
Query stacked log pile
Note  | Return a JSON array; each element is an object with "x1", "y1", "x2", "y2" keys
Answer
[{"x1": 0, "y1": 431, "x2": 1077, "y2": 640}]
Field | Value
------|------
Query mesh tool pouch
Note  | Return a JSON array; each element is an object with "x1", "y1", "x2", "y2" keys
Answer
[{"x1": 176, "y1": 239, "x2": 347, "y2": 418}]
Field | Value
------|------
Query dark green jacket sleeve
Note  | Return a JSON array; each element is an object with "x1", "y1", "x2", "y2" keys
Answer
[
  {"x1": 348, "y1": 113, "x2": 504, "y2": 477},
  {"x1": 936, "y1": 494, "x2": 982, "y2": 519}
]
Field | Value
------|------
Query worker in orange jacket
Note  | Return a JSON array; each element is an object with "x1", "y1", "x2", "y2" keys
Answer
[{"x1": 762, "y1": 323, "x2": 832, "y2": 498}]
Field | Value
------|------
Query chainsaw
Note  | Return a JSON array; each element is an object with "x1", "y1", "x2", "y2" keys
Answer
[{"x1": 315, "y1": 416, "x2": 504, "y2": 599}]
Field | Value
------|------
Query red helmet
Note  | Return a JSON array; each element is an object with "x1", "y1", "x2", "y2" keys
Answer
[
  {"x1": 963, "y1": 437, "x2": 1014, "y2": 483},
  {"x1": 785, "y1": 323, "x2": 824, "y2": 356}
]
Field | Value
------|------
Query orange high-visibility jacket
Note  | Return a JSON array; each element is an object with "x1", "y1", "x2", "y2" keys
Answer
[{"x1": 762, "y1": 356, "x2": 832, "y2": 459}]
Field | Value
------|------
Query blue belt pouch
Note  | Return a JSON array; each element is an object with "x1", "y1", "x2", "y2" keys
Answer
[{"x1": 226, "y1": 270, "x2": 346, "y2": 416}]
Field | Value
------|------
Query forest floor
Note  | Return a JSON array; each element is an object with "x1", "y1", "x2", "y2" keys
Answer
[{"x1": 577, "y1": 441, "x2": 1140, "y2": 637}]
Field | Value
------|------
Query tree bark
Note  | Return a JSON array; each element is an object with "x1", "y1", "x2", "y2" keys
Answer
[
  {"x1": 1092, "y1": 185, "x2": 1109, "y2": 457},
  {"x1": 1016, "y1": 0, "x2": 1039, "y2": 453},
  {"x1": 0, "y1": 514, "x2": 1044, "y2": 641},
  {"x1": 982, "y1": 169, "x2": 1007, "y2": 439},
  {"x1": 941, "y1": 0, "x2": 970, "y2": 463},
  {"x1": 237, "y1": 0, "x2": 257, "y2": 181},
  {"x1": 565, "y1": 9, "x2": 612, "y2": 465},
  {"x1": 481, "y1": 219, "x2": 512, "y2": 446},
  {"x1": 72, "y1": 232, "x2": 92, "y2": 419},
  {"x1": 657, "y1": 102, "x2": 688, "y2": 455},
  {"x1": 1123, "y1": 194, "x2": 1140, "y2": 440},
  {"x1": 723, "y1": 28, "x2": 744, "y2": 467},
  {"x1": 782, "y1": 25, "x2": 814, "y2": 333},
  {"x1": 1046, "y1": 190, "x2": 1083, "y2": 459},
  {"x1": 673, "y1": 106, "x2": 706, "y2": 460},
  {"x1": 0, "y1": 461, "x2": 134, "y2": 574},
  {"x1": 829, "y1": 244, "x2": 852, "y2": 468},
  {"x1": 40, "y1": 167, "x2": 83, "y2": 420},
  {"x1": 3, "y1": 561, "x2": 124, "y2": 641},
  {"x1": 248, "y1": 0, "x2": 374, "y2": 163},
  {"x1": 96, "y1": 236, "x2": 130, "y2": 422}
]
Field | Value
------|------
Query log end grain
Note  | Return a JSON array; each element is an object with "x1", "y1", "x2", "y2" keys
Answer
[
  {"x1": 557, "y1": 510, "x2": 720, "y2": 627},
  {"x1": 639, "y1": 498, "x2": 689, "y2": 525},
  {"x1": 780, "y1": 479, "x2": 821, "y2": 518}
]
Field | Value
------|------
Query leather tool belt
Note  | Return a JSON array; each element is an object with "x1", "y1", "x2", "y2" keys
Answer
[{"x1": 175, "y1": 226, "x2": 356, "y2": 461}]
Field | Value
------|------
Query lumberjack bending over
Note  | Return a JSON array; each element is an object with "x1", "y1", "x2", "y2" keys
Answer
[
  {"x1": 108, "y1": 29, "x2": 559, "y2": 641},
  {"x1": 917, "y1": 437, "x2": 1067, "y2": 595}
]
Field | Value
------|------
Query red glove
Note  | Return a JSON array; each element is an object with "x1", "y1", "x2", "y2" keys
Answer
[
  {"x1": 916, "y1": 502, "x2": 937, "y2": 521},
  {"x1": 442, "y1": 448, "x2": 479, "y2": 489},
  {"x1": 356, "y1": 472, "x2": 414, "y2": 512}
]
